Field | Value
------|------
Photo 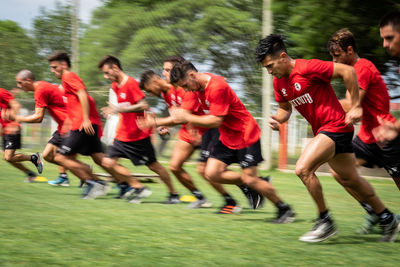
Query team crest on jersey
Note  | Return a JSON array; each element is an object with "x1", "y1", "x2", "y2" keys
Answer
[
  {"x1": 281, "y1": 88, "x2": 288, "y2": 96},
  {"x1": 294, "y1": 82, "x2": 301, "y2": 91},
  {"x1": 120, "y1": 92, "x2": 126, "y2": 99}
]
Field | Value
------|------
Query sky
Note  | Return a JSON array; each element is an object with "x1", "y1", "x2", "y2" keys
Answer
[{"x1": 0, "y1": 0, "x2": 103, "y2": 30}]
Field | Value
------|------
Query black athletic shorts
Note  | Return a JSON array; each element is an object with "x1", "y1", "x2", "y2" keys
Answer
[
  {"x1": 319, "y1": 131, "x2": 353, "y2": 155},
  {"x1": 199, "y1": 128, "x2": 220, "y2": 162},
  {"x1": 58, "y1": 125, "x2": 103, "y2": 156},
  {"x1": 210, "y1": 139, "x2": 264, "y2": 169},
  {"x1": 2, "y1": 134, "x2": 21, "y2": 150},
  {"x1": 108, "y1": 137, "x2": 156, "y2": 166},
  {"x1": 353, "y1": 135, "x2": 400, "y2": 178},
  {"x1": 48, "y1": 131, "x2": 64, "y2": 147}
]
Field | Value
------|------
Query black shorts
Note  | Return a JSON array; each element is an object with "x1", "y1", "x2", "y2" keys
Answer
[
  {"x1": 319, "y1": 131, "x2": 353, "y2": 155},
  {"x1": 58, "y1": 125, "x2": 103, "y2": 156},
  {"x1": 199, "y1": 128, "x2": 220, "y2": 162},
  {"x1": 353, "y1": 135, "x2": 400, "y2": 178},
  {"x1": 108, "y1": 137, "x2": 156, "y2": 166},
  {"x1": 2, "y1": 134, "x2": 21, "y2": 150},
  {"x1": 48, "y1": 131, "x2": 64, "y2": 147},
  {"x1": 210, "y1": 139, "x2": 264, "y2": 169}
]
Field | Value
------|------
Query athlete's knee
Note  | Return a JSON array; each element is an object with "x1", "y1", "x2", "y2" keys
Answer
[
  {"x1": 295, "y1": 163, "x2": 312, "y2": 179},
  {"x1": 3, "y1": 153, "x2": 12, "y2": 162},
  {"x1": 101, "y1": 157, "x2": 115, "y2": 169},
  {"x1": 205, "y1": 168, "x2": 222, "y2": 182},
  {"x1": 42, "y1": 152, "x2": 54, "y2": 163},
  {"x1": 169, "y1": 162, "x2": 183, "y2": 174}
]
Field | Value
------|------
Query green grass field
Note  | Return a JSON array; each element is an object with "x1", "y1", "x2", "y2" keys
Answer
[{"x1": 0, "y1": 156, "x2": 398, "y2": 266}]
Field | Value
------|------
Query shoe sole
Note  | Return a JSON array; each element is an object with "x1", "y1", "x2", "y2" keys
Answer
[
  {"x1": 299, "y1": 229, "x2": 338, "y2": 243},
  {"x1": 35, "y1": 152, "x2": 44, "y2": 174},
  {"x1": 217, "y1": 206, "x2": 242, "y2": 214}
]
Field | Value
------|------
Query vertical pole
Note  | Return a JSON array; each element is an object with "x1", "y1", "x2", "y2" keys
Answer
[
  {"x1": 71, "y1": 0, "x2": 79, "y2": 74},
  {"x1": 260, "y1": 0, "x2": 273, "y2": 170},
  {"x1": 278, "y1": 122, "x2": 288, "y2": 170}
]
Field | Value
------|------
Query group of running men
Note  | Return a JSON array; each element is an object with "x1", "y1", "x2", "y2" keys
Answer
[{"x1": 1, "y1": 11, "x2": 399, "y2": 243}]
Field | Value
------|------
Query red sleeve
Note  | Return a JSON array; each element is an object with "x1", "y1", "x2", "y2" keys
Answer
[
  {"x1": 355, "y1": 65, "x2": 372, "y2": 91},
  {"x1": 273, "y1": 78, "x2": 286, "y2": 103},
  {"x1": 0, "y1": 89, "x2": 13, "y2": 107},
  {"x1": 127, "y1": 79, "x2": 145, "y2": 104},
  {"x1": 304, "y1": 59, "x2": 333, "y2": 83},
  {"x1": 64, "y1": 72, "x2": 86, "y2": 92},
  {"x1": 35, "y1": 84, "x2": 48, "y2": 108},
  {"x1": 208, "y1": 80, "x2": 229, "y2": 116},
  {"x1": 181, "y1": 91, "x2": 200, "y2": 112}
]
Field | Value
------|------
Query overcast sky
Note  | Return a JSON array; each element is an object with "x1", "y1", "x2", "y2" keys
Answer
[{"x1": 0, "y1": 0, "x2": 103, "y2": 30}]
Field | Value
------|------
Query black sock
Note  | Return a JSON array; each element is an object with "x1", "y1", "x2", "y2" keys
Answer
[
  {"x1": 170, "y1": 193, "x2": 179, "y2": 197},
  {"x1": 222, "y1": 194, "x2": 236, "y2": 206},
  {"x1": 360, "y1": 202, "x2": 375, "y2": 215},
  {"x1": 319, "y1": 210, "x2": 330, "y2": 220},
  {"x1": 60, "y1": 173, "x2": 68, "y2": 179},
  {"x1": 378, "y1": 209, "x2": 394, "y2": 225},
  {"x1": 276, "y1": 201, "x2": 289, "y2": 210},
  {"x1": 192, "y1": 190, "x2": 204, "y2": 200}
]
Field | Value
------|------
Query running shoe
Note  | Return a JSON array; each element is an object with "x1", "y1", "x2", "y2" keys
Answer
[
  {"x1": 217, "y1": 205, "x2": 242, "y2": 214},
  {"x1": 357, "y1": 213, "x2": 379, "y2": 234},
  {"x1": 271, "y1": 205, "x2": 296, "y2": 224},
  {"x1": 164, "y1": 194, "x2": 181, "y2": 204},
  {"x1": 238, "y1": 184, "x2": 264, "y2": 209},
  {"x1": 48, "y1": 176, "x2": 70, "y2": 187},
  {"x1": 128, "y1": 186, "x2": 152, "y2": 204},
  {"x1": 83, "y1": 181, "x2": 111, "y2": 200},
  {"x1": 31, "y1": 152, "x2": 43, "y2": 174},
  {"x1": 379, "y1": 215, "x2": 400, "y2": 242},
  {"x1": 187, "y1": 198, "x2": 212, "y2": 209},
  {"x1": 299, "y1": 217, "x2": 337, "y2": 242}
]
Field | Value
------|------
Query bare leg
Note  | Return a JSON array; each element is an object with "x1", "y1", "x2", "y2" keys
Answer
[{"x1": 148, "y1": 161, "x2": 177, "y2": 194}]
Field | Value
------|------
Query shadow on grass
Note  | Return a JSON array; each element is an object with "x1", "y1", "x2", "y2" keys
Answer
[{"x1": 317, "y1": 234, "x2": 379, "y2": 245}]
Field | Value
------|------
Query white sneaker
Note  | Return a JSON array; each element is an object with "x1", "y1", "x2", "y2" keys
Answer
[
  {"x1": 187, "y1": 198, "x2": 212, "y2": 209},
  {"x1": 299, "y1": 218, "x2": 337, "y2": 243}
]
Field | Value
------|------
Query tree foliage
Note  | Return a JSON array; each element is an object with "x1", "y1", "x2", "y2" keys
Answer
[{"x1": 0, "y1": 20, "x2": 43, "y2": 90}]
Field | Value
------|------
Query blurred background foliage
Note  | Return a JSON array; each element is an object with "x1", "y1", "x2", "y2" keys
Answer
[{"x1": 0, "y1": 0, "x2": 399, "y2": 112}]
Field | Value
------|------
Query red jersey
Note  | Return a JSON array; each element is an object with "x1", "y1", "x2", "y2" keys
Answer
[
  {"x1": 354, "y1": 58, "x2": 395, "y2": 144},
  {"x1": 198, "y1": 73, "x2": 260, "y2": 149},
  {"x1": 0, "y1": 88, "x2": 21, "y2": 133},
  {"x1": 111, "y1": 76, "x2": 151, "y2": 142},
  {"x1": 61, "y1": 72, "x2": 102, "y2": 132},
  {"x1": 34, "y1": 81, "x2": 68, "y2": 133},
  {"x1": 162, "y1": 85, "x2": 206, "y2": 143},
  {"x1": 274, "y1": 59, "x2": 353, "y2": 135}
]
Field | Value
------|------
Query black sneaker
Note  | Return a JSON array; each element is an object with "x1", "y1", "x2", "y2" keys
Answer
[
  {"x1": 299, "y1": 217, "x2": 337, "y2": 242},
  {"x1": 216, "y1": 205, "x2": 242, "y2": 214},
  {"x1": 271, "y1": 206, "x2": 296, "y2": 224},
  {"x1": 237, "y1": 184, "x2": 264, "y2": 209},
  {"x1": 164, "y1": 194, "x2": 181, "y2": 204},
  {"x1": 31, "y1": 152, "x2": 43, "y2": 174},
  {"x1": 379, "y1": 215, "x2": 400, "y2": 242}
]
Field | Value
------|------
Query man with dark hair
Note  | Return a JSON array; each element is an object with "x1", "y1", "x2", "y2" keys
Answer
[
  {"x1": 327, "y1": 28, "x2": 400, "y2": 233},
  {"x1": 374, "y1": 11, "x2": 400, "y2": 143},
  {"x1": 169, "y1": 61, "x2": 295, "y2": 220},
  {"x1": 140, "y1": 69, "x2": 257, "y2": 212},
  {"x1": 98, "y1": 55, "x2": 179, "y2": 204},
  {"x1": 256, "y1": 33, "x2": 399, "y2": 242},
  {"x1": 0, "y1": 87, "x2": 42, "y2": 182},
  {"x1": 12, "y1": 69, "x2": 71, "y2": 186},
  {"x1": 47, "y1": 50, "x2": 114, "y2": 199}
]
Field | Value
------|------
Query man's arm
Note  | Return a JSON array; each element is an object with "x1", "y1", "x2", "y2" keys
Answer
[
  {"x1": 339, "y1": 89, "x2": 366, "y2": 113},
  {"x1": 16, "y1": 107, "x2": 45, "y2": 123},
  {"x1": 269, "y1": 102, "x2": 292, "y2": 130},
  {"x1": 169, "y1": 108, "x2": 223, "y2": 128},
  {"x1": 76, "y1": 89, "x2": 95, "y2": 135},
  {"x1": 332, "y1": 63, "x2": 362, "y2": 124}
]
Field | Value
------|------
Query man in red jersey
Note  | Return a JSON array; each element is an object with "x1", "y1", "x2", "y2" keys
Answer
[
  {"x1": 98, "y1": 55, "x2": 178, "y2": 204},
  {"x1": 255, "y1": 33, "x2": 399, "y2": 242},
  {"x1": 140, "y1": 69, "x2": 259, "y2": 212},
  {"x1": 169, "y1": 61, "x2": 295, "y2": 220},
  {"x1": 327, "y1": 28, "x2": 400, "y2": 233},
  {"x1": 10, "y1": 69, "x2": 71, "y2": 186},
  {"x1": 48, "y1": 51, "x2": 134, "y2": 199},
  {"x1": 0, "y1": 88, "x2": 42, "y2": 181},
  {"x1": 374, "y1": 12, "x2": 400, "y2": 143}
]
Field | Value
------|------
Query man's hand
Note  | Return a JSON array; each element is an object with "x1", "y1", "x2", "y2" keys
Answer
[
  {"x1": 101, "y1": 102, "x2": 120, "y2": 119},
  {"x1": 345, "y1": 106, "x2": 362, "y2": 125},
  {"x1": 169, "y1": 107, "x2": 188, "y2": 123},
  {"x1": 137, "y1": 113, "x2": 156, "y2": 130},
  {"x1": 80, "y1": 119, "x2": 95, "y2": 136},
  {"x1": 372, "y1": 116, "x2": 399, "y2": 146},
  {"x1": 269, "y1": 115, "x2": 281, "y2": 131}
]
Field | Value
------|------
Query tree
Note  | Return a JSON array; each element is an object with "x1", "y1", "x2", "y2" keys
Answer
[
  {"x1": 80, "y1": 0, "x2": 264, "y2": 113},
  {"x1": 0, "y1": 20, "x2": 43, "y2": 91}
]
